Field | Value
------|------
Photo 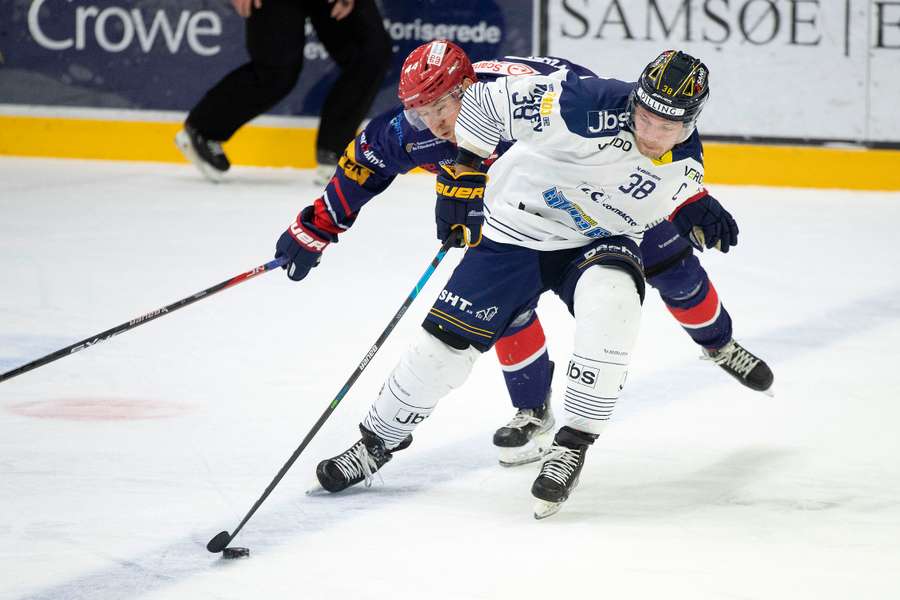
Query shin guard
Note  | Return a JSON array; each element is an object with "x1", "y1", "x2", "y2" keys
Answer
[
  {"x1": 563, "y1": 266, "x2": 641, "y2": 436},
  {"x1": 362, "y1": 329, "x2": 479, "y2": 449}
]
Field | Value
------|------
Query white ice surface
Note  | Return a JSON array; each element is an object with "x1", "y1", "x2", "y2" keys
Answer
[{"x1": 1, "y1": 157, "x2": 899, "y2": 599}]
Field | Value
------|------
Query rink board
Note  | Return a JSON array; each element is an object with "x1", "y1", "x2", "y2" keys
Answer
[{"x1": 1, "y1": 111, "x2": 899, "y2": 191}]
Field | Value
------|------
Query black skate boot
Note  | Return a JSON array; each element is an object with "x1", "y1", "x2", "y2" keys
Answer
[
  {"x1": 174, "y1": 123, "x2": 230, "y2": 182},
  {"x1": 493, "y1": 362, "x2": 555, "y2": 467},
  {"x1": 316, "y1": 425, "x2": 413, "y2": 493},
  {"x1": 531, "y1": 426, "x2": 596, "y2": 520},
  {"x1": 703, "y1": 339, "x2": 774, "y2": 393}
]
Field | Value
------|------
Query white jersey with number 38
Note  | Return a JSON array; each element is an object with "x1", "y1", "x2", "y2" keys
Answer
[{"x1": 455, "y1": 62, "x2": 706, "y2": 250}]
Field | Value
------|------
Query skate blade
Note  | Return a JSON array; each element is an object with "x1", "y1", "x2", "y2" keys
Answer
[
  {"x1": 305, "y1": 480, "x2": 327, "y2": 496},
  {"x1": 533, "y1": 499, "x2": 562, "y2": 520},
  {"x1": 497, "y1": 430, "x2": 554, "y2": 467},
  {"x1": 762, "y1": 386, "x2": 775, "y2": 398},
  {"x1": 175, "y1": 130, "x2": 226, "y2": 183}
]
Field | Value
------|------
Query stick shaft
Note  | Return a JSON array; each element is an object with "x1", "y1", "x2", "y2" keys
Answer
[
  {"x1": 1, "y1": 257, "x2": 287, "y2": 384},
  {"x1": 215, "y1": 239, "x2": 455, "y2": 550}
]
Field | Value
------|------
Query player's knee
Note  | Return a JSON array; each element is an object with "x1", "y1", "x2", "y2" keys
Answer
[
  {"x1": 574, "y1": 266, "x2": 641, "y2": 320},
  {"x1": 405, "y1": 328, "x2": 480, "y2": 390}
]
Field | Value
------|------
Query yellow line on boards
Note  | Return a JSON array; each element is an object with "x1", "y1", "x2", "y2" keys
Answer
[{"x1": 1, "y1": 114, "x2": 899, "y2": 190}]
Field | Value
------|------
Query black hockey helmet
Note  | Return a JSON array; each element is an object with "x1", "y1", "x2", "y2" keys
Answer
[{"x1": 628, "y1": 50, "x2": 709, "y2": 139}]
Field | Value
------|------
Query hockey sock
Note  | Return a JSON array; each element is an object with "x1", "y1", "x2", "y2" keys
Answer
[{"x1": 495, "y1": 315, "x2": 551, "y2": 410}]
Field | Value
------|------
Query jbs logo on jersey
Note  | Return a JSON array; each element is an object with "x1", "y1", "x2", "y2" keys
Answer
[
  {"x1": 438, "y1": 289, "x2": 473, "y2": 311},
  {"x1": 473, "y1": 60, "x2": 539, "y2": 77},
  {"x1": 588, "y1": 110, "x2": 629, "y2": 133},
  {"x1": 436, "y1": 182, "x2": 484, "y2": 200},
  {"x1": 567, "y1": 360, "x2": 598, "y2": 387},
  {"x1": 289, "y1": 223, "x2": 327, "y2": 251}
]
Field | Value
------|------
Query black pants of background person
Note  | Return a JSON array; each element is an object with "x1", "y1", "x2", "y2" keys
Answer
[{"x1": 186, "y1": 0, "x2": 391, "y2": 163}]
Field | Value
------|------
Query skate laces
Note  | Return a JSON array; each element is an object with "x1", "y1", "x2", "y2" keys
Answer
[
  {"x1": 538, "y1": 443, "x2": 582, "y2": 487},
  {"x1": 506, "y1": 409, "x2": 544, "y2": 429},
  {"x1": 703, "y1": 341, "x2": 760, "y2": 378},
  {"x1": 332, "y1": 441, "x2": 380, "y2": 488}
]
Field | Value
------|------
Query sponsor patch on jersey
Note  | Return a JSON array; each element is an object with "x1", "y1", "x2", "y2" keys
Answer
[
  {"x1": 588, "y1": 110, "x2": 629, "y2": 133},
  {"x1": 339, "y1": 143, "x2": 373, "y2": 185},
  {"x1": 473, "y1": 60, "x2": 539, "y2": 77},
  {"x1": 427, "y1": 41, "x2": 447, "y2": 66},
  {"x1": 475, "y1": 306, "x2": 499, "y2": 322},
  {"x1": 542, "y1": 186, "x2": 612, "y2": 238},
  {"x1": 438, "y1": 289, "x2": 473, "y2": 311},
  {"x1": 358, "y1": 132, "x2": 386, "y2": 169},
  {"x1": 512, "y1": 83, "x2": 555, "y2": 132}
]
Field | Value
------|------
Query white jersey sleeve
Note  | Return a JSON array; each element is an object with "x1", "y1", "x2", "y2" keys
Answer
[{"x1": 455, "y1": 71, "x2": 570, "y2": 158}]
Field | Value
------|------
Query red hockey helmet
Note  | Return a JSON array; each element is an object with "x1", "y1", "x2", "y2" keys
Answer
[{"x1": 397, "y1": 40, "x2": 476, "y2": 109}]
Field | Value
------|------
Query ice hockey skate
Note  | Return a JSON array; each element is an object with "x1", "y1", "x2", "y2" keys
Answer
[
  {"x1": 314, "y1": 425, "x2": 412, "y2": 493},
  {"x1": 493, "y1": 362, "x2": 555, "y2": 466},
  {"x1": 703, "y1": 339, "x2": 774, "y2": 394},
  {"x1": 493, "y1": 403, "x2": 555, "y2": 467},
  {"x1": 531, "y1": 427, "x2": 595, "y2": 520},
  {"x1": 174, "y1": 124, "x2": 230, "y2": 182}
]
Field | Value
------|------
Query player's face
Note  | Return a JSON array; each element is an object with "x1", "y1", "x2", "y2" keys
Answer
[
  {"x1": 632, "y1": 104, "x2": 685, "y2": 159},
  {"x1": 416, "y1": 88, "x2": 463, "y2": 143}
]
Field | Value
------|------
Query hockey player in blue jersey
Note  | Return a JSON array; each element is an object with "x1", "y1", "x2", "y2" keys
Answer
[{"x1": 275, "y1": 42, "x2": 773, "y2": 514}]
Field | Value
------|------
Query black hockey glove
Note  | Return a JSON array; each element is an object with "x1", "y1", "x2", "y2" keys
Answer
[
  {"x1": 275, "y1": 206, "x2": 338, "y2": 281},
  {"x1": 671, "y1": 192, "x2": 739, "y2": 253},
  {"x1": 435, "y1": 164, "x2": 487, "y2": 248}
]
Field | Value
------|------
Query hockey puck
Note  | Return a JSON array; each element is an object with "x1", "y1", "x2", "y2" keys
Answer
[{"x1": 222, "y1": 547, "x2": 250, "y2": 559}]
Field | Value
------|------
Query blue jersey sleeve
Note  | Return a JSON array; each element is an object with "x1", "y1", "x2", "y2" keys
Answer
[{"x1": 312, "y1": 109, "x2": 419, "y2": 235}]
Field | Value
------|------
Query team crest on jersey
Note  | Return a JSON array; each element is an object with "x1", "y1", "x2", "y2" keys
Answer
[
  {"x1": 511, "y1": 83, "x2": 555, "y2": 132},
  {"x1": 473, "y1": 60, "x2": 539, "y2": 77},
  {"x1": 542, "y1": 187, "x2": 612, "y2": 239}
]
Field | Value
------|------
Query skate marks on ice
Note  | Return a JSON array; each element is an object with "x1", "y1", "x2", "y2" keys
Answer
[{"x1": 17, "y1": 436, "x2": 498, "y2": 600}]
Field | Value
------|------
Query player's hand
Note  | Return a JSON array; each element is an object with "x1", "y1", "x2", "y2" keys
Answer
[
  {"x1": 671, "y1": 192, "x2": 739, "y2": 253},
  {"x1": 231, "y1": 0, "x2": 262, "y2": 18},
  {"x1": 329, "y1": 0, "x2": 354, "y2": 20},
  {"x1": 275, "y1": 207, "x2": 338, "y2": 281},
  {"x1": 435, "y1": 164, "x2": 487, "y2": 248}
]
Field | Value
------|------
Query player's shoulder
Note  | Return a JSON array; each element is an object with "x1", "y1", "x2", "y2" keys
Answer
[
  {"x1": 473, "y1": 55, "x2": 598, "y2": 83},
  {"x1": 559, "y1": 75, "x2": 634, "y2": 138},
  {"x1": 670, "y1": 130, "x2": 704, "y2": 166}
]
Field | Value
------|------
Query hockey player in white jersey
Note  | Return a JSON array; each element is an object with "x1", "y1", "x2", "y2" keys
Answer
[{"x1": 309, "y1": 49, "x2": 763, "y2": 517}]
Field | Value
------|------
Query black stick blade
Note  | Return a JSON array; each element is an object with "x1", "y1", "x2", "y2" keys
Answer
[{"x1": 207, "y1": 531, "x2": 231, "y2": 553}]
